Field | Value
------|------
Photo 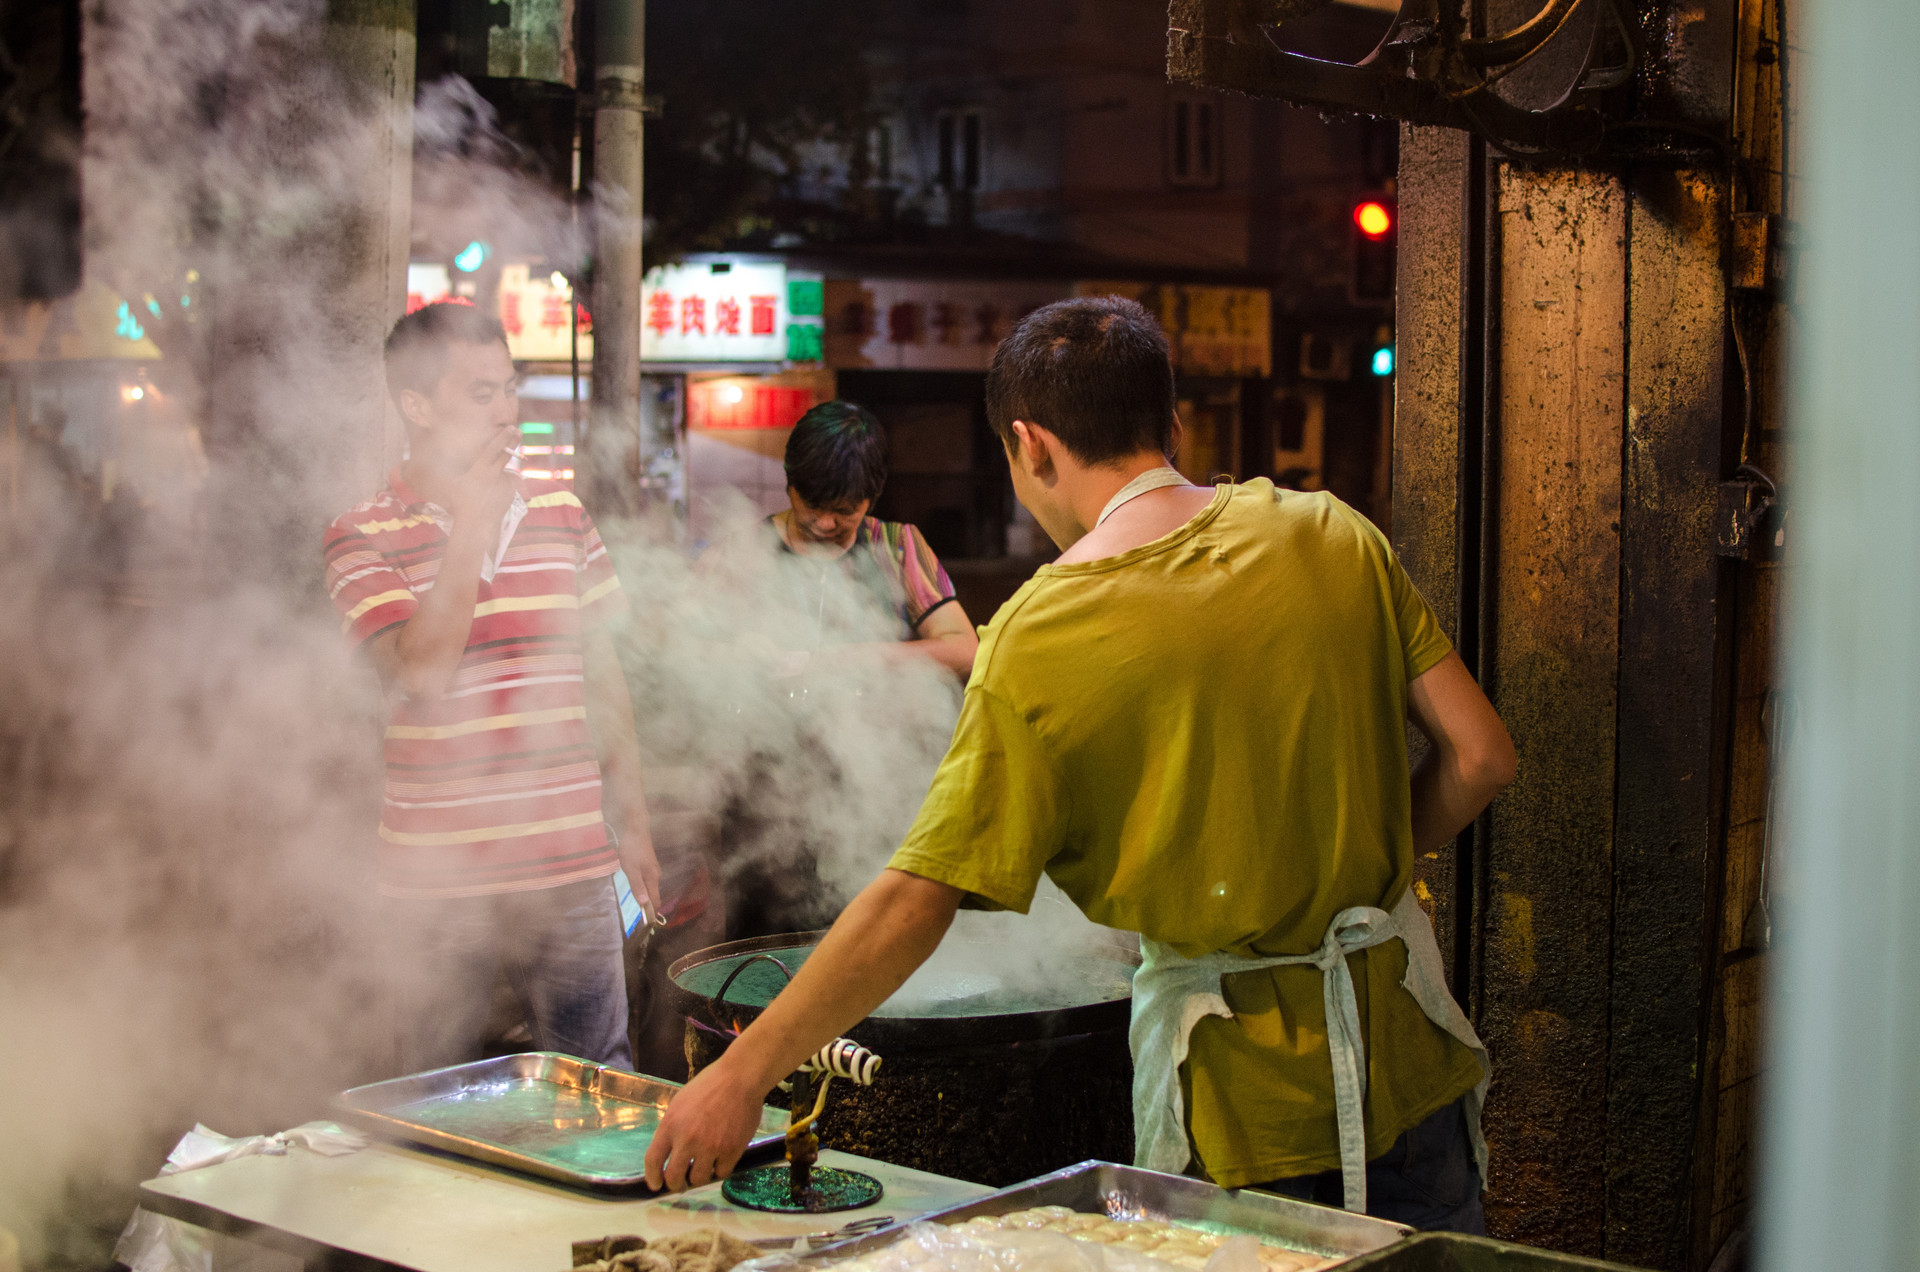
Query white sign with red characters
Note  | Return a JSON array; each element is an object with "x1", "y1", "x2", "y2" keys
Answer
[{"x1": 641, "y1": 261, "x2": 787, "y2": 363}]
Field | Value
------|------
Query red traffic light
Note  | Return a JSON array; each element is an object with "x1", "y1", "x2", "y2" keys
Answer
[{"x1": 1354, "y1": 201, "x2": 1394, "y2": 240}]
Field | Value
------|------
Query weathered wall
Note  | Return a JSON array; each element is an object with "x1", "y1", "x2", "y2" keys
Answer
[
  {"x1": 1479, "y1": 165, "x2": 1628, "y2": 1254},
  {"x1": 1609, "y1": 167, "x2": 1727, "y2": 1270},
  {"x1": 1392, "y1": 151, "x2": 1738, "y2": 1268}
]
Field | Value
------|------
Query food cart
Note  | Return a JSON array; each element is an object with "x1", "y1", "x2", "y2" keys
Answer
[{"x1": 135, "y1": 931, "x2": 1650, "y2": 1272}]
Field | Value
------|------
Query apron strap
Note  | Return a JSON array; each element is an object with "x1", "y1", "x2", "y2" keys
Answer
[
  {"x1": 1311, "y1": 907, "x2": 1397, "y2": 1212},
  {"x1": 1095, "y1": 466, "x2": 1192, "y2": 528},
  {"x1": 1130, "y1": 905, "x2": 1398, "y2": 1214}
]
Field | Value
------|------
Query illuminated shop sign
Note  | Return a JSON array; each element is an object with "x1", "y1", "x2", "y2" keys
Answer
[
  {"x1": 410, "y1": 259, "x2": 823, "y2": 367},
  {"x1": 499, "y1": 265, "x2": 591, "y2": 362},
  {"x1": 686, "y1": 375, "x2": 830, "y2": 431},
  {"x1": 407, "y1": 263, "x2": 452, "y2": 313},
  {"x1": 641, "y1": 261, "x2": 792, "y2": 363}
]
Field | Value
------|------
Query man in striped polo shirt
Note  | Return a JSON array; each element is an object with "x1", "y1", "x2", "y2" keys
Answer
[{"x1": 324, "y1": 302, "x2": 660, "y2": 1072}]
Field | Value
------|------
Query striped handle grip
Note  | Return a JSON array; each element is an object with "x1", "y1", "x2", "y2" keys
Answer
[{"x1": 800, "y1": 1037, "x2": 882, "y2": 1085}]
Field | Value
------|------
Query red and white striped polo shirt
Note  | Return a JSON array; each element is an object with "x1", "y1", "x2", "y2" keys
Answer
[{"x1": 323, "y1": 467, "x2": 626, "y2": 899}]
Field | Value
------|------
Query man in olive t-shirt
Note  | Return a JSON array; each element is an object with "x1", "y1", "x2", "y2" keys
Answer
[{"x1": 646, "y1": 298, "x2": 1516, "y2": 1231}]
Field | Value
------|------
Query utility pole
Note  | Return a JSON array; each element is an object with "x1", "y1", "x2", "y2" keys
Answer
[{"x1": 586, "y1": 0, "x2": 644, "y2": 516}]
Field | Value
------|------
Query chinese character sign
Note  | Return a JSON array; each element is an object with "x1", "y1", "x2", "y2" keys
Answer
[
  {"x1": 641, "y1": 262, "x2": 788, "y2": 362},
  {"x1": 497, "y1": 264, "x2": 593, "y2": 362},
  {"x1": 1073, "y1": 281, "x2": 1271, "y2": 377},
  {"x1": 823, "y1": 278, "x2": 1071, "y2": 371}
]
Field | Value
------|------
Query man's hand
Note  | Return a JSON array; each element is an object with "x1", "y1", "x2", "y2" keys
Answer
[
  {"x1": 444, "y1": 424, "x2": 522, "y2": 528},
  {"x1": 366, "y1": 426, "x2": 523, "y2": 701},
  {"x1": 643, "y1": 869, "x2": 963, "y2": 1192},
  {"x1": 645, "y1": 1054, "x2": 770, "y2": 1191},
  {"x1": 616, "y1": 816, "x2": 664, "y2": 923}
]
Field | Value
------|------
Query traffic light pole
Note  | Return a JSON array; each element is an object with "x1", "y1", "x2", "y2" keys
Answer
[{"x1": 586, "y1": 0, "x2": 644, "y2": 516}]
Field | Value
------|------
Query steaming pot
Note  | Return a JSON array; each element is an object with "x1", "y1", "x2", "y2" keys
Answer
[{"x1": 666, "y1": 930, "x2": 1138, "y2": 1186}]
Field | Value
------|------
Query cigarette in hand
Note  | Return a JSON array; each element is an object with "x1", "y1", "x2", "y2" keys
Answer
[{"x1": 505, "y1": 445, "x2": 524, "y2": 474}]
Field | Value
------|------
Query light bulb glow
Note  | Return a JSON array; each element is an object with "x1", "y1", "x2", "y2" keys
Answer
[
  {"x1": 720, "y1": 384, "x2": 745, "y2": 404},
  {"x1": 453, "y1": 241, "x2": 489, "y2": 272},
  {"x1": 1354, "y1": 201, "x2": 1393, "y2": 239},
  {"x1": 123, "y1": 385, "x2": 146, "y2": 402}
]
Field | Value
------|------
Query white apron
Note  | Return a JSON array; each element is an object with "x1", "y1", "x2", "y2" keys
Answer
[{"x1": 1129, "y1": 888, "x2": 1490, "y2": 1213}]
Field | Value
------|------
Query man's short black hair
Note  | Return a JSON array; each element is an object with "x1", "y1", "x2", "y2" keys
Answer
[
  {"x1": 785, "y1": 400, "x2": 889, "y2": 508},
  {"x1": 985, "y1": 296, "x2": 1176, "y2": 465},
  {"x1": 383, "y1": 302, "x2": 511, "y2": 408}
]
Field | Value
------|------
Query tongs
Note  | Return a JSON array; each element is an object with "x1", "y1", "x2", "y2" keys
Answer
[{"x1": 744, "y1": 1215, "x2": 897, "y2": 1250}]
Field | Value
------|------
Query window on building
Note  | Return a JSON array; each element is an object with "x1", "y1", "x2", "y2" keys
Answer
[
  {"x1": 1166, "y1": 93, "x2": 1221, "y2": 187},
  {"x1": 936, "y1": 111, "x2": 982, "y2": 190}
]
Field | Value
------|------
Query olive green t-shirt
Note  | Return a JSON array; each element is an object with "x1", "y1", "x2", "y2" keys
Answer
[{"x1": 887, "y1": 481, "x2": 1484, "y2": 1186}]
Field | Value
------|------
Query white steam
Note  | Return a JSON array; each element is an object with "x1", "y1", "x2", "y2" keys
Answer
[{"x1": 0, "y1": 2, "x2": 1118, "y2": 1265}]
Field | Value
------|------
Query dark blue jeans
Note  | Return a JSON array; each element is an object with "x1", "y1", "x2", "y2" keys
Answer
[
  {"x1": 387, "y1": 876, "x2": 634, "y2": 1074},
  {"x1": 1249, "y1": 1099, "x2": 1484, "y2": 1233}
]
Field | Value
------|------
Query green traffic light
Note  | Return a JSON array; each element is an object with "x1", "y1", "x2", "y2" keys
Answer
[{"x1": 453, "y1": 241, "x2": 489, "y2": 273}]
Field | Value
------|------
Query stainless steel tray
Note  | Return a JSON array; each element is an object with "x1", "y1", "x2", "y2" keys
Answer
[
  {"x1": 334, "y1": 1052, "x2": 789, "y2": 1191},
  {"x1": 1333, "y1": 1232, "x2": 1649, "y2": 1272},
  {"x1": 807, "y1": 1161, "x2": 1409, "y2": 1265}
]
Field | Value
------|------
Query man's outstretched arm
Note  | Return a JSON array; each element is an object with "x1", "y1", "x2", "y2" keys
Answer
[{"x1": 643, "y1": 868, "x2": 964, "y2": 1191}]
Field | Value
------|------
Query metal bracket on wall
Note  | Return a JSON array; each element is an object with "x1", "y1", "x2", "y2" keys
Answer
[
  {"x1": 1168, "y1": 0, "x2": 1646, "y2": 159},
  {"x1": 1713, "y1": 467, "x2": 1786, "y2": 561}
]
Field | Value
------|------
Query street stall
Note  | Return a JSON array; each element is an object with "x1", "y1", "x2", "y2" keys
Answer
[{"x1": 133, "y1": 919, "x2": 1655, "y2": 1272}]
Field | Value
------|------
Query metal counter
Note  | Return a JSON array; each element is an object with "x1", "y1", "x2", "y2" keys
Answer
[{"x1": 137, "y1": 1141, "x2": 991, "y2": 1272}]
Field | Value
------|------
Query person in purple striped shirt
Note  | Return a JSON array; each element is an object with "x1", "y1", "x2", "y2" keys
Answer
[
  {"x1": 757, "y1": 399, "x2": 979, "y2": 677},
  {"x1": 696, "y1": 400, "x2": 980, "y2": 940}
]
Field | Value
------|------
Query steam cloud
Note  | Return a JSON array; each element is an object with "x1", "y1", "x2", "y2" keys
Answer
[{"x1": 0, "y1": 2, "x2": 1121, "y2": 1264}]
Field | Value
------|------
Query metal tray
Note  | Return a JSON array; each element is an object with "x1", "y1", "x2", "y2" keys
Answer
[
  {"x1": 806, "y1": 1161, "x2": 1409, "y2": 1265},
  {"x1": 334, "y1": 1052, "x2": 788, "y2": 1191},
  {"x1": 1333, "y1": 1233, "x2": 1650, "y2": 1272}
]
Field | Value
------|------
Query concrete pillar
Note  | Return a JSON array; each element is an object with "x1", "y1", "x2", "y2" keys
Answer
[
  {"x1": 586, "y1": 0, "x2": 645, "y2": 517},
  {"x1": 324, "y1": 0, "x2": 417, "y2": 494},
  {"x1": 1762, "y1": 3, "x2": 1920, "y2": 1271},
  {"x1": 1392, "y1": 123, "x2": 1478, "y2": 990},
  {"x1": 194, "y1": 0, "x2": 415, "y2": 564}
]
